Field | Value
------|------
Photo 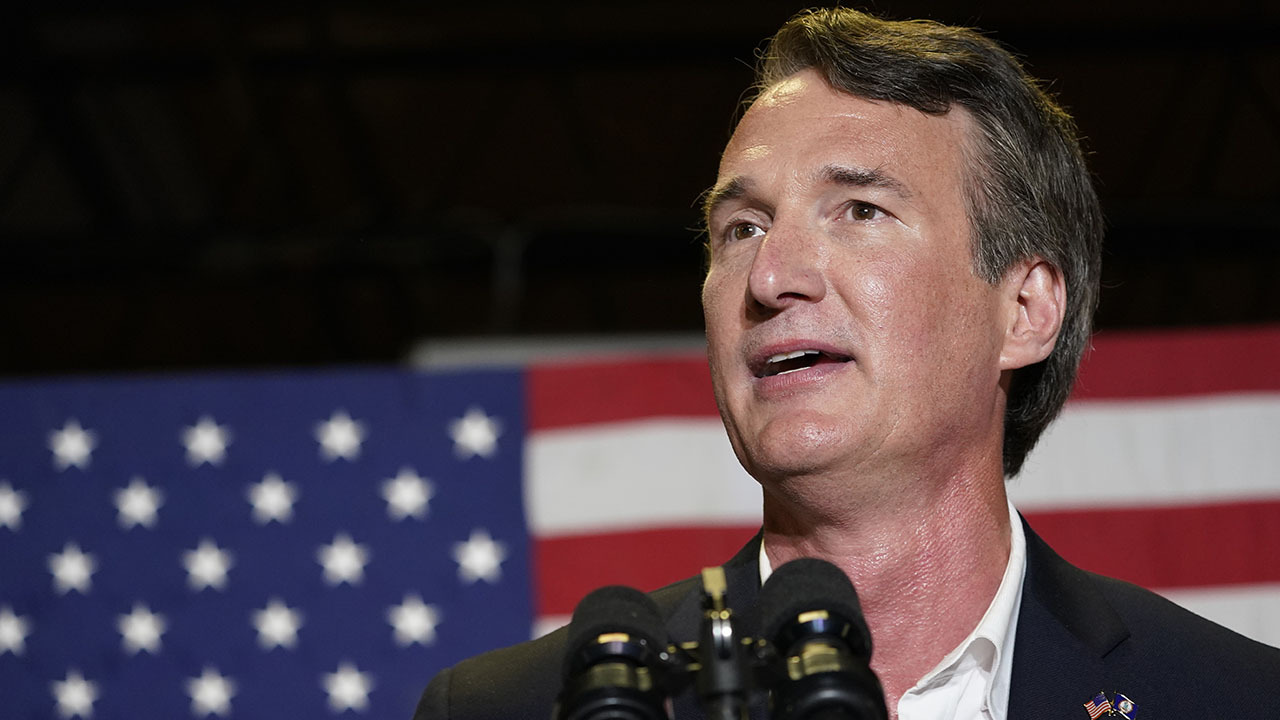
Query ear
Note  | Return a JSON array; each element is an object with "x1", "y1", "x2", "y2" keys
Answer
[{"x1": 999, "y1": 258, "x2": 1065, "y2": 371}]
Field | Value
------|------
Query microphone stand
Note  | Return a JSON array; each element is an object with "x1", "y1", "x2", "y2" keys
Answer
[{"x1": 695, "y1": 567, "x2": 753, "y2": 720}]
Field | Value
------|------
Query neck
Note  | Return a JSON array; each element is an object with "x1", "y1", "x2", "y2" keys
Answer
[{"x1": 760, "y1": 465, "x2": 1012, "y2": 717}]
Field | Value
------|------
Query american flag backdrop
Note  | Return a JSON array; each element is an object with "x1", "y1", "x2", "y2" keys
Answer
[
  {"x1": 2, "y1": 326, "x2": 1279, "y2": 718},
  {"x1": 0, "y1": 369, "x2": 531, "y2": 718}
]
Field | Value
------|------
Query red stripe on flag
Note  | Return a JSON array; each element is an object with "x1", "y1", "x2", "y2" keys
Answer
[
  {"x1": 1074, "y1": 326, "x2": 1280, "y2": 400},
  {"x1": 525, "y1": 327, "x2": 1280, "y2": 431},
  {"x1": 533, "y1": 501, "x2": 1280, "y2": 616},
  {"x1": 1024, "y1": 499, "x2": 1280, "y2": 590},
  {"x1": 533, "y1": 526, "x2": 759, "y2": 616},
  {"x1": 528, "y1": 356, "x2": 719, "y2": 430}
]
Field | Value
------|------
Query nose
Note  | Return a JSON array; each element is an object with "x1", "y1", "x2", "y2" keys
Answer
[{"x1": 746, "y1": 222, "x2": 826, "y2": 313}]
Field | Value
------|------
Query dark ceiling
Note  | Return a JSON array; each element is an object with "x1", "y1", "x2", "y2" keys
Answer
[{"x1": 3, "y1": 2, "x2": 1278, "y2": 375}]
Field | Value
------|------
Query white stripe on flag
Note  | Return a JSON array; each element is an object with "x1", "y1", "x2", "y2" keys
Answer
[
  {"x1": 528, "y1": 394, "x2": 1280, "y2": 536},
  {"x1": 1014, "y1": 393, "x2": 1280, "y2": 509},
  {"x1": 526, "y1": 418, "x2": 759, "y2": 536},
  {"x1": 1161, "y1": 584, "x2": 1280, "y2": 649},
  {"x1": 533, "y1": 615, "x2": 571, "y2": 640}
]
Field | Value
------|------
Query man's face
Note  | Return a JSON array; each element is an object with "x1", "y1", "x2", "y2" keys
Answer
[{"x1": 702, "y1": 70, "x2": 1013, "y2": 489}]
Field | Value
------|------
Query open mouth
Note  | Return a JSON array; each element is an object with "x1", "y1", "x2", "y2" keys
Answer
[{"x1": 757, "y1": 349, "x2": 852, "y2": 378}]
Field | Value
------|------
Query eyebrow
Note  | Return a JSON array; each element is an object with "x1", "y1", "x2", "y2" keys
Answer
[
  {"x1": 702, "y1": 164, "x2": 911, "y2": 226},
  {"x1": 819, "y1": 164, "x2": 912, "y2": 198},
  {"x1": 701, "y1": 177, "x2": 751, "y2": 226}
]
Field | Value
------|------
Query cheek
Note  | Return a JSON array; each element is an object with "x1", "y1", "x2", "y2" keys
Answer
[
  {"x1": 851, "y1": 258, "x2": 987, "y2": 373},
  {"x1": 854, "y1": 272, "x2": 894, "y2": 330},
  {"x1": 701, "y1": 268, "x2": 741, "y2": 404},
  {"x1": 846, "y1": 257, "x2": 940, "y2": 343},
  {"x1": 700, "y1": 271, "x2": 719, "y2": 320},
  {"x1": 701, "y1": 273, "x2": 728, "y2": 350},
  {"x1": 701, "y1": 261, "x2": 747, "y2": 343}
]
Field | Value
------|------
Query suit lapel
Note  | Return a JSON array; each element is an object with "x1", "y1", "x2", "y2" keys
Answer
[{"x1": 1009, "y1": 517, "x2": 1130, "y2": 719}]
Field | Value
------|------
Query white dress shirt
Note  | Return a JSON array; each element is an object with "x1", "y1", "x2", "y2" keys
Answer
[{"x1": 759, "y1": 500, "x2": 1027, "y2": 720}]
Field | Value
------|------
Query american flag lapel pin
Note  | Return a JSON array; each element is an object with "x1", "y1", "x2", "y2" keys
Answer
[{"x1": 1083, "y1": 690, "x2": 1114, "y2": 718}]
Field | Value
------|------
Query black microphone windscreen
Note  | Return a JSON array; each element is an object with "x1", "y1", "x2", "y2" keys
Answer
[
  {"x1": 759, "y1": 557, "x2": 869, "y2": 653},
  {"x1": 563, "y1": 585, "x2": 666, "y2": 679}
]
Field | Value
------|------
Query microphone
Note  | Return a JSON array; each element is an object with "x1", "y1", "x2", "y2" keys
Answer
[
  {"x1": 555, "y1": 585, "x2": 673, "y2": 720},
  {"x1": 758, "y1": 558, "x2": 887, "y2": 720}
]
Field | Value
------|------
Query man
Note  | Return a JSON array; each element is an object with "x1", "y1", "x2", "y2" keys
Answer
[{"x1": 416, "y1": 8, "x2": 1280, "y2": 719}]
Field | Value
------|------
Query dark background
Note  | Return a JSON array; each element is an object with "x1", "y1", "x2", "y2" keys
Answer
[{"x1": 3, "y1": 1, "x2": 1277, "y2": 376}]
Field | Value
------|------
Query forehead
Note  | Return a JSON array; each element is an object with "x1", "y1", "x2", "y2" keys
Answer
[{"x1": 714, "y1": 70, "x2": 975, "y2": 204}]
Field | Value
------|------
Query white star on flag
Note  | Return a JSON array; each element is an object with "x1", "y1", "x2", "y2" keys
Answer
[
  {"x1": 186, "y1": 667, "x2": 236, "y2": 717},
  {"x1": 51, "y1": 669, "x2": 98, "y2": 719},
  {"x1": 381, "y1": 467, "x2": 434, "y2": 521},
  {"x1": 182, "y1": 416, "x2": 231, "y2": 467},
  {"x1": 317, "y1": 533, "x2": 370, "y2": 586},
  {"x1": 322, "y1": 661, "x2": 374, "y2": 712},
  {"x1": 117, "y1": 602, "x2": 166, "y2": 655},
  {"x1": 0, "y1": 481, "x2": 28, "y2": 531},
  {"x1": 315, "y1": 409, "x2": 366, "y2": 462},
  {"x1": 252, "y1": 598, "x2": 303, "y2": 650},
  {"x1": 114, "y1": 477, "x2": 163, "y2": 529},
  {"x1": 49, "y1": 542, "x2": 96, "y2": 595},
  {"x1": 448, "y1": 406, "x2": 501, "y2": 459},
  {"x1": 452, "y1": 528, "x2": 507, "y2": 584},
  {"x1": 49, "y1": 419, "x2": 96, "y2": 471},
  {"x1": 387, "y1": 594, "x2": 441, "y2": 647},
  {"x1": 183, "y1": 538, "x2": 233, "y2": 591},
  {"x1": 0, "y1": 606, "x2": 31, "y2": 656},
  {"x1": 247, "y1": 472, "x2": 298, "y2": 524}
]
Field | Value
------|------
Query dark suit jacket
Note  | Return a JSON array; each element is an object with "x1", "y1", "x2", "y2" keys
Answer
[{"x1": 415, "y1": 519, "x2": 1280, "y2": 719}]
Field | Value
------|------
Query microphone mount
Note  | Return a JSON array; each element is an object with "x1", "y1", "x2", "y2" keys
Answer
[{"x1": 556, "y1": 559, "x2": 887, "y2": 720}]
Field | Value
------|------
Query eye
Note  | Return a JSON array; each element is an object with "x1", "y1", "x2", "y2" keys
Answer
[
  {"x1": 847, "y1": 201, "x2": 887, "y2": 221},
  {"x1": 727, "y1": 221, "x2": 765, "y2": 243}
]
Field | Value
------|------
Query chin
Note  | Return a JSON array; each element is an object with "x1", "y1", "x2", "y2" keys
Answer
[{"x1": 741, "y1": 414, "x2": 855, "y2": 480}]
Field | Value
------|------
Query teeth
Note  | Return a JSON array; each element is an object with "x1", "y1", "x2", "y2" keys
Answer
[
  {"x1": 774, "y1": 366, "x2": 810, "y2": 376},
  {"x1": 766, "y1": 349, "x2": 819, "y2": 365},
  {"x1": 760, "y1": 349, "x2": 824, "y2": 378}
]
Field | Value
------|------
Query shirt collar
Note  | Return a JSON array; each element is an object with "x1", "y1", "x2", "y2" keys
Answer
[
  {"x1": 757, "y1": 499, "x2": 1027, "y2": 720},
  {"x1": 913, "y1": 498, "x2": 1025, "y2": 720}
]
